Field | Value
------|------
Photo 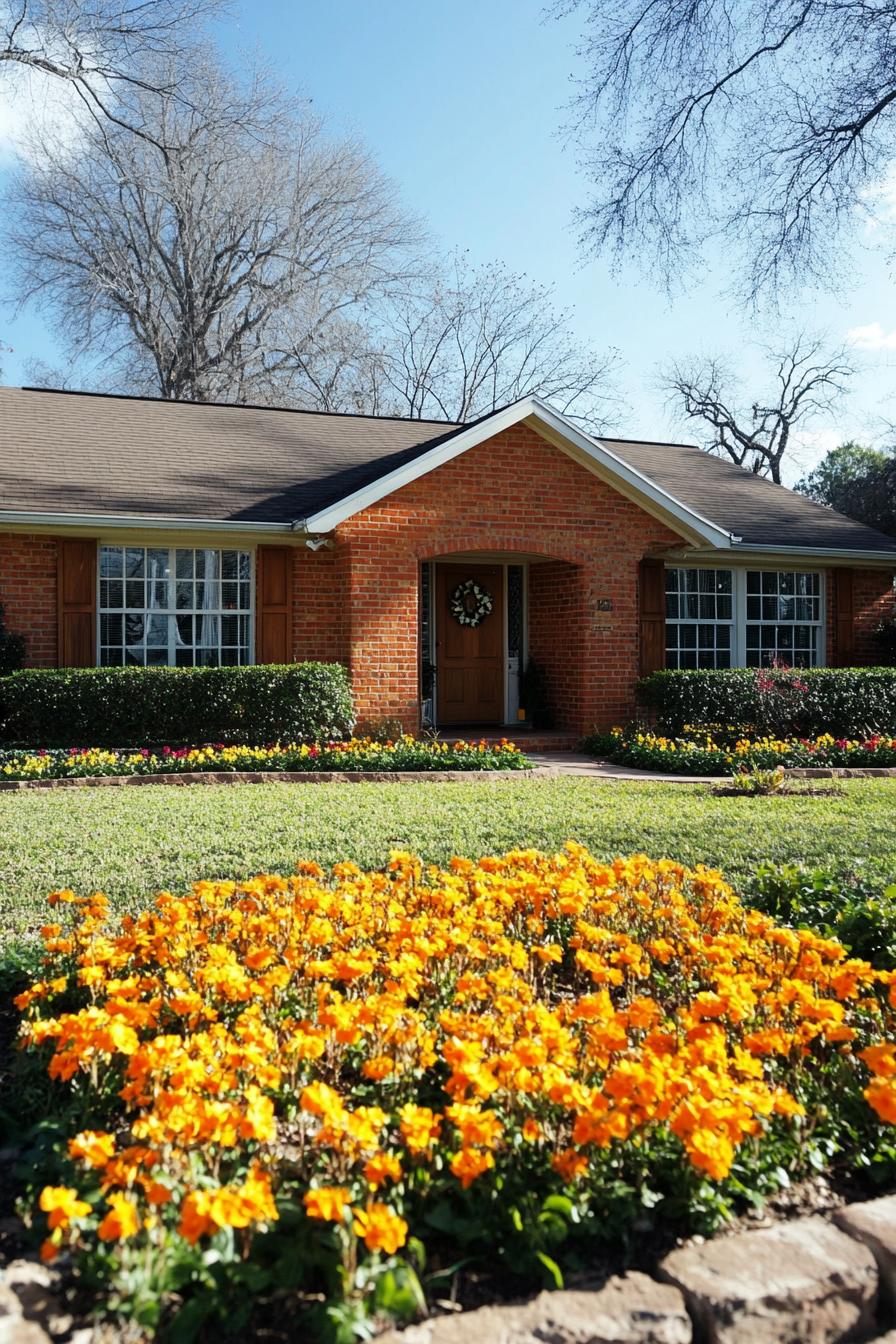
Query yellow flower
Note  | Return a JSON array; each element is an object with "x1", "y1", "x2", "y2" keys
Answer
[{"x1": 39, "y1": 1186, "x2": 91, "y2": 1231}]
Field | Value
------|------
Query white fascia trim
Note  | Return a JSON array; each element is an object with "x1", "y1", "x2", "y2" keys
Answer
[
  {"x1": 734, "y1": 543, "x2": 896, "y2": 565},
  {"x1": 0, "y1": 510, "x2": 299, "y2": 534},
  {"x1": 297, "y1": 396, "x2": 736, "y2": 548}
]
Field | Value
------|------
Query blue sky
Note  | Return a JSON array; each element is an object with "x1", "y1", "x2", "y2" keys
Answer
[{"x1": 2, "y1": 0, "x2": 896, "y2": 481}]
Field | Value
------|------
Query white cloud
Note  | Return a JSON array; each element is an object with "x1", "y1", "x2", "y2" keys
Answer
[{"x1": 846, "y1": 321, "x2": 896, "y2": 351}]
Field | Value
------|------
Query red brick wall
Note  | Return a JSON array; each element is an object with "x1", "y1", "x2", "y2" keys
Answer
[
  {"x1": 853, "y1": 567, "x2": 895, "y2": 663},
  {"x1": 0, "y1": 533, "x2": 58, "y2": 667},
  {"x1": 312, "y1": 424, "x2": 687, "y2": 733}
]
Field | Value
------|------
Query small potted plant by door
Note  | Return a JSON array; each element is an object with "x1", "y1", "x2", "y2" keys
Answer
[{"x1": 519, "y1": 659, "x2": 554, "y2": 729}]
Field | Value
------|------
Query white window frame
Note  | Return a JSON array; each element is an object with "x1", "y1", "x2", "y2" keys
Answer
[
  {"x1": 96, "y1": 544, "x2": 255, "y2": 668},
  {"x1": 664, "y1": 565, "x2": 827, "y2": 669}
]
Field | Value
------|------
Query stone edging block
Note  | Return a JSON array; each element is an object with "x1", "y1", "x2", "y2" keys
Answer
[
  {"x1": 375, "y1": 1272, "x2": 692, "y2": 1343},
  {"x1": 0, "y1": 768, "x2": 538, "y2": 791},
  {"x1": 834, "y1": 1195, "x2": 896, "y2": 1310},
  {"x1": 660, "y1": 1215, "x2": 878, "y2": 1344}
]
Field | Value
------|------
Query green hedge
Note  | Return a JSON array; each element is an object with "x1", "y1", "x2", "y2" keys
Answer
[
  {"x1": 0, "y1": 664, "x2": 354, "y2": 747},
  {"x1": 637, "y1": 668, "x2": 896, "y2": 738}
]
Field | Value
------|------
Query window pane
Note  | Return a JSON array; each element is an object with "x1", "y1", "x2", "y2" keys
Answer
[
  {"x1": 125, "y1": 548, "x2": 145, "y2": 578},
  {"x1": 99, "y1": 548, "x2": 252, "y2": 669},
  {"x1": 100, "y1": 547, "x2": 123, "y2": 578},
  {"x1": 665, "y1": 568, "x2": 734, "y2": 669}
]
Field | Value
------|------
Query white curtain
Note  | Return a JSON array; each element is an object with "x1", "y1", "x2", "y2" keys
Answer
[
  {"x1": 126, "y1": 551, "x2": 166, "y2": 663},
  {"x1": 198, "y1": 549, "x2": 220, "y2": 659}
]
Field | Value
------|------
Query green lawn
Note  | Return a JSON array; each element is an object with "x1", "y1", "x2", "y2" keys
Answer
[{"x1": 2, "y1": 777, "x2": 896, "y2": 935}]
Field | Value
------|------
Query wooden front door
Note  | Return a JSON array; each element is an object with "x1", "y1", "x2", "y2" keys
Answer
[{"x1": 436, "y1": 564, "x2": 504, "y2": 725}]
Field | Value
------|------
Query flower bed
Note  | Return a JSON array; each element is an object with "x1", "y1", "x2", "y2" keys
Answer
[
  {"x1": 13, "y1": 847, "x2": 896, "y2": 1339},
  {"x1": 0, "y1": 735, "x2": 530, "y2": 781},
  {"x1": 586, "y1": 729, "x2": 896, "y2": 775}
]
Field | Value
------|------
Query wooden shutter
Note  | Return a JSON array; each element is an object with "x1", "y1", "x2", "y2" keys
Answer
[
  {"x1": 255, "y1": 545, "x2": 291, "y2": 664},
  {"x1": 57, "y1": 538, "x2": 97, "y2": 667},
  {"x1": 638, "y1": 558, "x2": 666, "y2": 676},
  {"x1": 833, "y1": 568, "x2": 855, "y2": 667}
]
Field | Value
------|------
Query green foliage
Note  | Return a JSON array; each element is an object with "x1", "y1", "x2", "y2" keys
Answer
[
  {"x1": 731, "y1": 765, "x2": 786, "y2": 795},
  {"x1": 873, "y1": 619, "x2": 896, "y2": 668},
  {"x1": 637, "y1": 667, "x2": 896, "y2": 738},
  {"x1": 0, "y1": 664, "x2": 354, "y2": 747},
  {"x1": 796, "y1": 441, "x2": 896, "y2": 538},
  {"x1": 748, "y1": 864, "x2": 896, "y2": 969},
  {"x1": 599, "y1": 728, "x2": 896, "y2": 775},
  {"x1": 0, "y1": 738, "x2": 530, "y2": 780},
  {"x1": 0, "y1": 604, "x2": 26, "y2": 676}
]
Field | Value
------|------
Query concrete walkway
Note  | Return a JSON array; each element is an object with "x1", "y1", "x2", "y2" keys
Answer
[{"x1": 528, "y1": 752, "x2": 724, "y2": 783}]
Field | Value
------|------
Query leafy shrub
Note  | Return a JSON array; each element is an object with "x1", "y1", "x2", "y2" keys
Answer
[
  {"x1": 0, "y1": 664, "x2": 354, "y2": 747},
  {"x1": 0, "y1": 737, "x2": 530, "y2": 780},
  {"x1": 637, "y1": 667, "x2": 896, "y2": 738},
  {"x1": 13, "y1": 848, "x2": 896, "y2": 1339},
  {"x1": 0, "y1": 603, "x2": 26, "y2": 676},
  {"x1": 874, "y1": 620, "x2": 896, "y2": 667},
  {"x1": 748, "y1": 863, "x2": 896, "y2": 969}
]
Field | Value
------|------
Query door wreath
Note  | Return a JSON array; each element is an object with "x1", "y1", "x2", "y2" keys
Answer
[{"x1": 449, "y1": 578, "x2": 494, "y2": 628}]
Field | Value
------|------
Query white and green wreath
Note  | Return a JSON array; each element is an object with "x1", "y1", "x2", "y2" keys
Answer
[{"x1": 449, "y1": 578, "x2": 494, "y2": 628}]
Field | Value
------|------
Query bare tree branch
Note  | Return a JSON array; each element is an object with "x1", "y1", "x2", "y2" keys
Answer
[
  {"x1": 1, "y1": 0, "x2": 226, "y2": 144},
  {"x1": 664, "y1": 334, "x2": 853, "y2": 482},
  {"x1": 5, "y1": 54, "x2": 421, "y2": 404},
  {"x1": 554, "y1": 0, "x2": 896, "y2": 301}
]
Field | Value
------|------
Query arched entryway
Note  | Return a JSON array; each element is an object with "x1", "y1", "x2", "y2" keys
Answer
[{"x1": 420, "y1": 551, "x2": 583, "y2": 732}]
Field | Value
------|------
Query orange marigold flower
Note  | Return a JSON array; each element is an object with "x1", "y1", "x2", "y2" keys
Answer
[
  {"x1": 861, "y1": 1043, "x2": 896, "y2": 1078},
  {"x1": 399, "y1": 1103, "x2": 441, "y2": 1153},
  {"x1": 304, "y1": 1186, "x2": 351, "y2": 1223},
  {"x1": 551, "y1": 1148, "x2": 589, "y2": 1182},
  {"x1": 364, "y1": 1152, "x2": 402, "y2": 1189},
  {"x1": 97, "y1": 1193, "x2": 140, "y2": 1242},
  {"x1": 352, "y1": 1202, "x2": 408, "y2": 1254},
  {"x1": 68, "y1": 1130, "x2": 115, "y2": 1169},
  {"x1": 865, "y1": 1078, "x2": 896, "y2": 1125},
  {"x1": 449, "y1": 1147, "x2": 494, "y2": 1188}
]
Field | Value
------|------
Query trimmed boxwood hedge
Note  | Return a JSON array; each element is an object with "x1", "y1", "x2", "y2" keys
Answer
[
  {"x1": 0, "y1": 664, "x2": 354, "y2": 747},
  {"x1": 637, "y1": 667, "x2": 896, "y2": 738}
]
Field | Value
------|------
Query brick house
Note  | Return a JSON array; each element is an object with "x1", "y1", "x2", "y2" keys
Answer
[{"x1": 1, "y1": 386, "x2": 894, "y2": 735}]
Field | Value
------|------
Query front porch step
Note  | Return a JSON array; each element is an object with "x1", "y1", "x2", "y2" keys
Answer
[{"x1": 435, "y1": 728, "x2": 581, "y2": 753}]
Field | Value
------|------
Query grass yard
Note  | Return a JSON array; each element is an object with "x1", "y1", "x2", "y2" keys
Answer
[{"x1": 2, "y1": 777, "x2": 896, "y2": 934}]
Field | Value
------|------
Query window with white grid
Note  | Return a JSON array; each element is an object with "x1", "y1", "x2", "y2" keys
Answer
[
  {"x1": 745, "y1": 570, "x2": 822, "y2": 668},
  {"x1": 665, "y1": 568, "x2": 734, "y2": 669},
  {"x1": 99, "y1": 546, "x2": 252, "y2": 667}
]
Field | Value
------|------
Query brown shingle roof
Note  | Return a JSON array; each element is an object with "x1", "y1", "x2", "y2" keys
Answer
[
  {"x1": 0, "y1": 386, "x2": 893, "y2": 555},
  {"x1": 0, "y1": 386, "x2": 459, "y2": 524},
  {"x1": 604, "y1": 437, "x2": 896, "y2": 553}
]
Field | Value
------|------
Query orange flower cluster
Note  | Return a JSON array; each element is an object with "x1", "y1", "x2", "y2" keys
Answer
[{"x1": 16, "y1": 846, "x2": 896, "y2": 1274}]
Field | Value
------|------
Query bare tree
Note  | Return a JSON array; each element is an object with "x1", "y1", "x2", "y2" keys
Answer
[
  {"x1": 278, "y1": 255, "x2": 622, "y2": 427},
  {"x1": 1, "y1": 0, "x2": 223, "y2": 140},
  {"x1": 553, "y1": 0, "x2": 896, "y2": 301},
  {"x1": 5, "y1": 57, "x2": 419, "y2": 403},
  {"x1": 665, "y1": 337, "x2": 853, "y2": 483}
]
